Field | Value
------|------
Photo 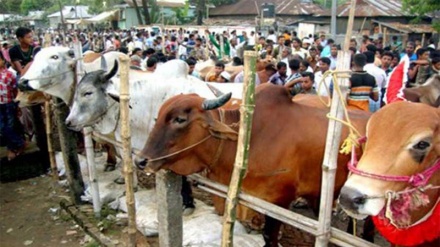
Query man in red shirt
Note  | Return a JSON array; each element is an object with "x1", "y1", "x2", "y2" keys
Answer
[{"x1": 0, "y1": 52, "x2": 25, "y2": 160}]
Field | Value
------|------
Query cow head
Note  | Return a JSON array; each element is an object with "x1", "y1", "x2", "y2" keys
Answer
[
  {"x1": 136, "y1": 92, "x2": 234, "y2": 175},
  {"x1": 339, "y1": 102, "x2": 440, "y2": 222},
  {"x1": 65, "y1": 58, "x2": 119, "y2": 131},
  {"x1": 19, "y1": 47, "x2": 76, "y2": 103}
]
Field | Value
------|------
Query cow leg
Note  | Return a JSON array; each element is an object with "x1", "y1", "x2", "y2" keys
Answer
[
  {"x1": 181, "y1": 176, "x2": 195, "y2": 216},
  {"x1": 263, "y1": 215, "x2": 281, "y2": 247},
  {"x1": 102, "y1": 143, "x2": 117, "y2": 171},
  {"x1": 346, "y1": 217, "x2": 375, "y2": 243},
  {"x1": 361, "y1": 216, "x2": 375, "y2": 243}
]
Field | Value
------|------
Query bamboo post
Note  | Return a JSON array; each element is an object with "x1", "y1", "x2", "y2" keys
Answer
[
  {"x1": 84, "y1": 127, "x2": 101, "y2": 217},
  {"x1": 119, "y1": 54, "x2": 137, "y2": 247},
  {"x1": 42, "y1": 33, "x2": 58, "y2": 181},
  {"x1": 73, "y1": 33, "x2": 101, "y2": 217},
  {"x1": 421, "y1": 33, "x2": 426, "y2": 47},
  {"x1": 45, "y1": 96, "x2": 58, "y2": 180},
  {"x1": 315, "y1": 0, "x2": 356, "y2": 245},
  {"x1": 383, "y1": 27, "x2": 387, "y2": 48},
  {"x1": 221, "y1": 50, "x2": 258, "y2": 247}
]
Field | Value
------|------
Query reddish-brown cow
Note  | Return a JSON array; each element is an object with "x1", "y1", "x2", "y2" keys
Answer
[{"x1": 137, "y1": 84, "x2": 371, "y2": 246}]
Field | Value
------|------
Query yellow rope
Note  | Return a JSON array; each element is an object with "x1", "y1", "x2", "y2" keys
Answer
[{"x1": 316, "y1": 69, "x2": 362, "y2": 155}]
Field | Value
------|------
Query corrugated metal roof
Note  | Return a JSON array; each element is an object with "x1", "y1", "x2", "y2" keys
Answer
[
  {"x1": 47, "y1": 6, "x2": 92, "y2": 18},
  {"x1": 315, "y1": 0, "x2": 411, "y2": 17},
  {"x1": 209, "y1": 0, "x2": 324, "y2": 16},
  {"x1": 372, "y1": 20, "x2": 434, "y2": 33}
]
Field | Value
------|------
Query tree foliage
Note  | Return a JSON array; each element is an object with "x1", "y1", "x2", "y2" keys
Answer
[
  {"x1": 1, "y1": 0, "x2": 23, "y2": 14},
  {"x1": 402, "y1": 0, "x2": 440, "y2": 32}
]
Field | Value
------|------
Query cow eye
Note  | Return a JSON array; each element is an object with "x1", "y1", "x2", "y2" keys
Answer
[
  {"x1": 173, "y1": 117, "x2": 186, "y2": 124},
  {"x1": 83, "y1": 92, "x2": 93, "y2": 97},
  {"x1": 413, "y1": 141, "x2": 430, "y2": 151},
  {"x1": 51, "y1": 55, "x2": 59, "y2": 60}
]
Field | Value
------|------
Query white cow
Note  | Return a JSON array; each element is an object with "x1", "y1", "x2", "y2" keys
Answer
[
  {"x1": 65, "y1": 59, "x2": 241, "y2": 151},
  {"x1": 19, "y1": 46, "x2": 125, "y2": 104}
]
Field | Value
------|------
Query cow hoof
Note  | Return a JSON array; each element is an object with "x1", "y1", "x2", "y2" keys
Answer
[
  {"x1": 182, "y1": 206, "x2": 195, "y2": 216},
  {"x1": 104, "y1": 164, "x2": 116, "y2": 172},
  {"x1": 94, "y1": 151, "x2": 103, "y2": 157},
  {"x1": 291, "y1": 197, "x2": 308, "y2": 209},
  {"x1": 114, "y1": 177, "x2": 125, "y2": 184}
]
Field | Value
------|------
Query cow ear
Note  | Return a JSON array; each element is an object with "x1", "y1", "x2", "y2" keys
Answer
[
  {"x1": 208, "y1": 119, "x2": 238, "y2": 141},
  {"x1": 107, "y1": 91, "x2": 120, "y2": 103}
]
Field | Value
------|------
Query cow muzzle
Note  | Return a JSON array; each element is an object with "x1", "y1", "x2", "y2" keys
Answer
[
  {"x1": 18, "y1": 78, "x2": 35, "y2": 91},
  {"x1": 134, "y1": 156, "x2": 156, "y2": 173},
  {"x1": 338, "y1": 186, "x2": 369, "y2": 219}
]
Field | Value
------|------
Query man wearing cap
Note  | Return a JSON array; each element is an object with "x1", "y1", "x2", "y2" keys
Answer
[
  {"x1": 218, "y1": 71, "x2": 231, "y2": 82},
  {"x1": 130, "y1": 55, "x2": 144, "y2": 71}
]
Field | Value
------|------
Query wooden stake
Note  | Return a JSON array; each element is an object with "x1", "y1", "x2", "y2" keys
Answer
[
  {"x1": 315, "y1": 0, "x2": 356, "y2": 246},
  {"x1": 42, "y1": 33, "x2": 58, "y2": 181},
  {"x1": 45, "y1": 96, "x2": 58, "y2": 181},
  {"x1": 118, "y1": 54, "x2": 137, "y2": 247},
  {"x1": 221, "y1": 50, "x2": 258, "y2": 247}
]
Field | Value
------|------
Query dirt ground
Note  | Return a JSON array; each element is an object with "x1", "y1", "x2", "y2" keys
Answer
[{"x1": 0, "y1": 156, "x2": 387, "y2": 247}]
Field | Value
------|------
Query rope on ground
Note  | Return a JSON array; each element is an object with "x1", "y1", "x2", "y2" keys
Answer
[{"x1": 315, "y1": 69, "x2": 362, "y2": 155}]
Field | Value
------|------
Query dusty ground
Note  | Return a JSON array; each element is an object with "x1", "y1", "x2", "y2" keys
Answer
[{"x1": 0, "y1": 148, "x2": 387, "y2": 247}]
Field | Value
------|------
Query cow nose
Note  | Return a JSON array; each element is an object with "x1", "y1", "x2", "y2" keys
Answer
[
  {"x1": 135, "y1": 156, "x2": 147, "y2": 170},
  {"x1": 339, "y1": 186, "x2": 367, "y2": 211},
  {"x1": 18, "y1": 79, "x2": 33, "y2": 91},
  {"x1": 65, "y1": 120, "x2": 72, "y2": 128}
]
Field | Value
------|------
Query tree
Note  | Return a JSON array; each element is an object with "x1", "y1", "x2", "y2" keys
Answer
[
  {"x1": 131, "y1": 0, "x2": 144, "y2": 25},
  {"x1": 402, "y1": 0, "x2": 440, "y2": 32},
  {"x1": 196, "y1": 0, "x2": 205, "y2": 25},
  {"x1": 141, "y1": 0, "x2": 151, "y2": 25},
  {"x1": 2, "y1": 0, "x2": 23, "y2": 14}
]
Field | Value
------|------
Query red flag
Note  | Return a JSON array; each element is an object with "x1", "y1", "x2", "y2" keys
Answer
[{"x1": 385, "y1": 56, "x2": 409, "y2": 104}]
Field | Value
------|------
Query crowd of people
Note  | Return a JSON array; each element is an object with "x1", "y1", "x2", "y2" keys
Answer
[{"x1": 0, "y1": 26, "x2": 439, "y2": 160}]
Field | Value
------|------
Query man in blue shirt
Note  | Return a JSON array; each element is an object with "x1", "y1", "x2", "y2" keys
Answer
[{"x1": 400, "y1": 41, "x2": 417, "y2": 61}]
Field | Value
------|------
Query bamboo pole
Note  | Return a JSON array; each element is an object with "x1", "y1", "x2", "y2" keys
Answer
[
  {"x1": 42, "y1": 33, "x2": 58, "y2": 181},
  {"x1": 383, "y1": 27, "x2": 387, "y2": 48},
  {"x1": 119, "y1": 54, "x2": 137, "y2": 247},
  {"x1": 219, "y1": 34, "x2": 225, "y2": 60},
  {"x1": 45, "y1": 96, "x2": 58, "y2": 181},
  {"x1": 84, "y1": 127, "x2": 101, "y2": 218},
  {"x1": 221, "y1": 50, "x2": 258, "y2": 247},
  {"x1": 315, "y1": 0, "x2": 356, "y2": 245}
]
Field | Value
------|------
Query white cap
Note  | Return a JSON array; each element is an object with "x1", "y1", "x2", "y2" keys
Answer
[{"x1": 220, "y1": 71, "x2": 231, "y2": 81}]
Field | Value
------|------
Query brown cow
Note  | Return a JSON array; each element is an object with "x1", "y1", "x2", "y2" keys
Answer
[
  {"x1": 339, "y1": 102, "x2": 440, "y2": 247},
  {"x1": 404, "y1": 74, "x2": 440, "y2": 107},
  {"x1": 137, "y1": 84, "x2": 371, "y2": 246}
]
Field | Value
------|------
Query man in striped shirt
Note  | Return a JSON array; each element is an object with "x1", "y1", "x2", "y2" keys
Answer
[{"x1": 347, "y1": 54, "x2": 379, "y2": 112}]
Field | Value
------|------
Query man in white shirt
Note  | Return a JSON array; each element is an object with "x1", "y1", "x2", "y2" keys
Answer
[
  {"x1": 267, "y1": 30, "x2": 277, "y2": 43},
  {"x1": 364, "y1": 51, "x2": 387, "y2": 112},
  {"x1": 292, "y1": 38, "x2": 308, "y2": 59},
  {"x1": 314, "y1": 57, "x2": 332, "y2": 97}
]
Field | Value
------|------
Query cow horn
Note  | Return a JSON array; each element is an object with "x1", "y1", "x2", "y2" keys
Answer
[
  {"x1": 206, "y1": 83, "x2": 226, "y2": 97},
  {"x1": 104, "y1": 60, "x2": 118, "y2": 82},
  {"x1": 202, "y1": 92, "x2": 232, "y2": 110},
  {"x1": 101, "y1": 56, "x2": 108, "y2": 71}
]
